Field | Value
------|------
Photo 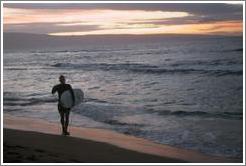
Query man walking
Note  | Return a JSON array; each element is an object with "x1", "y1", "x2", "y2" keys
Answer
[{"x1": 52, "y1": 75, "x2": 75, "y2": 135}]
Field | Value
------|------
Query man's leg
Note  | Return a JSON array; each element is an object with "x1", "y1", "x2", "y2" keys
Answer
[
  {"x1": 59, "y1": 111, "x2": 66, "y2": 133},
  {"x1": 64, "y1": 109, "x2": 70, "y2": 135},
  {"x1": 58, "y1": 104, "x2": 66, "y2": 134}
]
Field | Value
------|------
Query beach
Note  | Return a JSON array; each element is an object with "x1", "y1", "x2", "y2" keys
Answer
[
  {"x1": 4, "y1": 128, "x2": 183, "y2": 163},
  {"x1": 3, "y1": 115, "x2": 241, "y2": 163}
]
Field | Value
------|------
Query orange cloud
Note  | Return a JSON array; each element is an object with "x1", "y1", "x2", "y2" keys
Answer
[
  {"x1": 4, "y1": 7, "x2": 190, "y2": 24},
  {"x1": 48, "y1": 21, "x2": 242, "y2": 36}
]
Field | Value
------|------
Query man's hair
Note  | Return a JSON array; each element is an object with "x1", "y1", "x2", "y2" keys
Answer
[{"x1": 59, "y1": 75, "x2": 65, "y2": 80}]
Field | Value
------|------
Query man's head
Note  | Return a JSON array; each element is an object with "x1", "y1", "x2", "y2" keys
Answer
[{"x1": 59, "y1": 75, "x2": 66, "y2": 84}]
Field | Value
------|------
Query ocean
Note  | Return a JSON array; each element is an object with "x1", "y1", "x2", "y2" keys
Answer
[{"x1": 3, "y1": 35, "x2": 243, "y2": 158}]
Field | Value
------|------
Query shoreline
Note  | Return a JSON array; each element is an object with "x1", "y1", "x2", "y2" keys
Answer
[{"x1": 3, "y1": 114, "x2": 242, "y2": 163}]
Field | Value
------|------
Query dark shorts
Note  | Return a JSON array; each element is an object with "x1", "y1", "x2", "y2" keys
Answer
[{"x1": 58, "y1": 103, "x2": 70, "y2": 114}]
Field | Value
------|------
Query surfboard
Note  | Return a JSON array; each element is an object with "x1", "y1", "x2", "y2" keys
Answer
[{"x1": 60, "y1": 89, "x2": 84, "y2": 109}]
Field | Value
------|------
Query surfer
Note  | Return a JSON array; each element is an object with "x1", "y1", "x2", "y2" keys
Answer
[{"x1": 52, "y1": 75, "x2": 75, "y2": 135}]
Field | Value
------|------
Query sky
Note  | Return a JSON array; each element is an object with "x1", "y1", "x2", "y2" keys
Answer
[{"x1": 3, "y1": 3, "x2": 244, "y2": 36}]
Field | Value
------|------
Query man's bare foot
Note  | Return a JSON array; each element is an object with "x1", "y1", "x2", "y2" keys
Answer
[{"x1": 64, "y1": 131, "x2": 70, "y2": 136}]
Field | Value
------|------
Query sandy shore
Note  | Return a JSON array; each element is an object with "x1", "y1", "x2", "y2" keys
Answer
[
  {"x1": 3, "y1": 114, "x2": 242, "y2": 163},
  {"x1": 4, "y1": 128, "x2": 185, "y2": 163}
]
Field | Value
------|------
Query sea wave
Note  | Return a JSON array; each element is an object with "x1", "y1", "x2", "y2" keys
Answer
[
  {"x1": 32, "y1": 48, "x2": 133, "y2": 54},
  {"x1": 153, "y1": 110, "x2": 243, "y2": 120},
  {"x1": 170, "y1": 59, "x2": 242, "y2": 67},
  {"x1": 72, "y1": 102, "x2": 244, "y2": 122},
  {"x1": 221, "y1": 48, "x2": 243, "y2": 52},
  {"x1": 52, "y1": 62, "x2": 242, "y2": 76},
  {"x1": 3, "y1": 92, "x2": 57, "y2": 107}
]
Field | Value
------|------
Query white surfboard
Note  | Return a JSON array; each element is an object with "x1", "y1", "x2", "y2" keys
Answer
[{"x1": 60, "y1": 89, "x2": 84, "y2": 109}]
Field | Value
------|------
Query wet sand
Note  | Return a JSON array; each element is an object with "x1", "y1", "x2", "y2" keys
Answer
[
  {"x1": 3, "y1": 114, "x2": 241, "y2": 163},
  {"x1": 4, "y1": 128, "x2": 185, "y2": 163}
]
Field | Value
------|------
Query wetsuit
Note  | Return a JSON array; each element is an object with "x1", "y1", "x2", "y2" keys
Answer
[{"x1": 52, "y1": 84, "x2": 75, "y2": 112}]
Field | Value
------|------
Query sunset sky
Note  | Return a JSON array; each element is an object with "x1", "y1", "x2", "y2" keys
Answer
[{"x1": 3, "y1": 3, "x2": 244, "y2": 36}]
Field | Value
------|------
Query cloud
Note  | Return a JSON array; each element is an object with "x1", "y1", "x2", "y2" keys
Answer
[
  {"x1": 3, "y1": 8, "x2": 190, "y2": 24},
  {"x1": 3, "y1": 3, "x2": 243, "y2": 27},
  {"x1": 3, "y1": 8, "x2": 190, "y2": 33},
  {"x1": 4, "y1": 22, "x2": 100, "y2": 34},
  {"x1": 137, "y1": 13, "x2": 242, "y2": 26},
  {"x1": 4, "y1": 3, "x2": 242, "y2": 14},
  {"x1": 3, "y1": 3, "x2": 243, "y2": 36}
]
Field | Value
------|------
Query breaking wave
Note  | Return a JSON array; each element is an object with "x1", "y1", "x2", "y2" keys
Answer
[{"x1": 52, "y1": 62, "x2": 242, "y2": 76}]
